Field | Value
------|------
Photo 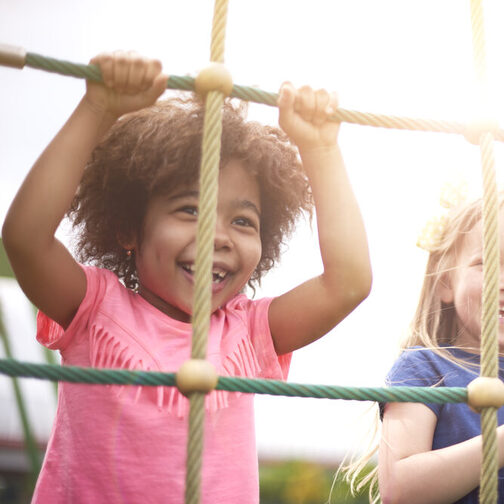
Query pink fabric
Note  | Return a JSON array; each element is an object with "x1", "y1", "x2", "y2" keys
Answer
[{"x1": 33, "y1": 266, "x2": 290, "y2": 504}]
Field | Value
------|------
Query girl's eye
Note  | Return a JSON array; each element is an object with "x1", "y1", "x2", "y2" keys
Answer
[
  {"x1": 233, "y1": 216, "x2": 258, "y2": 230},
  {"x1": 178, "y1": 206, "x2": 198, "y2": 216}
]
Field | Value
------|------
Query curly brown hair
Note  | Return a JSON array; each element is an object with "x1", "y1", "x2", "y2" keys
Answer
[{"x1": 69, "y1": 96, "x2": 313, "y2": 290}]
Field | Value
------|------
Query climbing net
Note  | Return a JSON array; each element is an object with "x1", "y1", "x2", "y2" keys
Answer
[{"x1": 1, "y1": 0, "x2": 504, "y2": 502}]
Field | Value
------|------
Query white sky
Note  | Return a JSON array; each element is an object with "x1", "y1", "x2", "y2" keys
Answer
[{"x1": 1, "y1": 0, "x2": 504, "y2": 463}]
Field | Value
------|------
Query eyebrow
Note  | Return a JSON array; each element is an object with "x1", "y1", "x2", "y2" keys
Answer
[
  {"x1": 235, "y1": 199, "x2": 261, "y2": 219},
  {"x1": 166, "y1": 189, "x2": 200, "y2": 201},
  {"x1": 167, "y1": 190, "x2": 261, "y2": 217}
]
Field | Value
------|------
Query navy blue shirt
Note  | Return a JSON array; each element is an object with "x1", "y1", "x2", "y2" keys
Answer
[{"x1": 383, "y1": 347, "x2": 504, "y2": 504}]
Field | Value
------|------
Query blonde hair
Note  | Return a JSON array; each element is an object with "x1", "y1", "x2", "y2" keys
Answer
[{"x1": 340, "y1": 193, "x2": 504, "y2": 503}]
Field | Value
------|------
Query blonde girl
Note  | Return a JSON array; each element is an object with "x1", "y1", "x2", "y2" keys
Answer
[{"x1": 347, "y1": 194, "x2": 504, "y2": 504}]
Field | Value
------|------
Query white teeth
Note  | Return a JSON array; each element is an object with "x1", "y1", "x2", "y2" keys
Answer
[
  {"x1": 212, "y1": 270, "x2": 227, "y2": 283},
  {"x1": 182, "y1": 263, "x2": 227, "y2": 282}
]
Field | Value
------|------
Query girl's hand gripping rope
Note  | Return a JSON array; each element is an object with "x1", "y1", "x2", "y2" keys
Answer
[
  {"x1": 277, "y1": 82, "x2": 340, "y2": 153},
  {"x1": 85, "y1": 51, "x2": 168, "y2": 120}
]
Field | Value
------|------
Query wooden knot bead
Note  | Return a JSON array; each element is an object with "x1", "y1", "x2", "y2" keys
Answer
[
  {"x1": 194, "y1": 62, "x2": 233, "y2": 97},
  {"x1": 0, "y1": 44, "x2": 27, "y2": 69},
  {"x1": 463, "y1": 118, "x2": 499, "y2": 145},
  {"x1": 176, "y1": 359, "x2": 218, "y2": 397},
  {"x1": 467, "y1": 376, "x2": 504, "y2": 413}
]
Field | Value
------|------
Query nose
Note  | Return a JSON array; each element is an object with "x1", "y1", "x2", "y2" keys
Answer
[{"x1": 214, "y1": 221, "x2": 233, "y2": 251}]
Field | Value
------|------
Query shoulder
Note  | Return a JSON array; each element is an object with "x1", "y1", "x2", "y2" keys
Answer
[
  {"x1": 37, "y1": 265, "x2": 130, "y2": 350},
  {"x1": 215, "y1": 294, "x2": 290, "y2": 380},
  {"x1": 81, "y1": 264, "x2": 124, "y2": 292},
  {"x1": 387, "y1": 347, "x2": 455, "y2": 387},
  {"x1": 388, "y1": 346, "x2": 480, "y2": 389},
  {"x1": 222, "y1": 294, "x2": 273, "y2": 327}
]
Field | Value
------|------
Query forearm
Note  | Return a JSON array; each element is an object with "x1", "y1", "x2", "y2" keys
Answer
[
  {"x1": 300, "y1": 144, "x2": 371, "y2": 303},
  {"x1": 380, "y1": 427, "x2": 504, "y2": 504},
  {"x1": 2, "y1": 96, "x2": 116, "y2": 250}
]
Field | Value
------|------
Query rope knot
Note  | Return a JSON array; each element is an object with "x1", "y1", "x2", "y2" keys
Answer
[
  {"x1": 195, "y1": 62, "x2": 233, "y2": 98},
  {"x1": 176, "y1": 359, "x2": 219, "y2": 397},
  {"x1": 467, "y1": 376, "x2": 504, "y2": 412},
  {"x1": 0, "y1": 44, "x2": 26, "y2": 69},
  {"x1": 464, "y1": 117, "x2": 499, "y2": 145}
]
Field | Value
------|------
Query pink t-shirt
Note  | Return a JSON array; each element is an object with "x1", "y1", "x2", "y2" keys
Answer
[{"x1": 32, "y1": 266, "x2": 290, "y2": 504}]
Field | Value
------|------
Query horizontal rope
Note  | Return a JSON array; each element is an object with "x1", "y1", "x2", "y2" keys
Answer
[
  {"x1": 0, "y1": 358, "x2": 467, "y2": 404},
  {"x1": 15, "y1": 51, "x2": 502, "y2": 140}
]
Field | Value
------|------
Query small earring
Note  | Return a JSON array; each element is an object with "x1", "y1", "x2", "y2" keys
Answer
[{"x1": 126, "y1": 249, "x2": 133, "y2": 257}]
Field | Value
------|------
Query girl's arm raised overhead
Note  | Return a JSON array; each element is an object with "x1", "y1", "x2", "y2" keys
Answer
[
  {"x1": 379, "y1": 401, "x2": 504, "y2": 504},
  {"x1": 269, "y1": 82, "x2": 372, "y2": 355},
  {"x1": 1, "y1": 52, "x2": 168, "y2": 329}
]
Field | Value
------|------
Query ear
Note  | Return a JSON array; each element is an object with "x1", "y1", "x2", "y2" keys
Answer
[
  {"x1": 437, "y1": 273, "x2": 454, "y2": 304},
  {"x1": 116, "y1": 232, "x2": 137, "y2": 251}
]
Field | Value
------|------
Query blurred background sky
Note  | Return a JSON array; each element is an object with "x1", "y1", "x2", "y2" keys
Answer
[{"x1": 2, "y1": 0, "x2": 504, "y2": 464}]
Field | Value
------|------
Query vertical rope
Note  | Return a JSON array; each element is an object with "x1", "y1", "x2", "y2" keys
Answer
[
  {"x1": 478, "y1": 131, "x2": 499, "y2": 504},
  {"x1": 184, "y1": 1, "x2": 229, "y2": 503},
  {"x1": 209, "y1": 0, "x2": 228, "y2": 63},
  {"x1": 469, "y1": 1, "x2": 499, "y2": 502}
]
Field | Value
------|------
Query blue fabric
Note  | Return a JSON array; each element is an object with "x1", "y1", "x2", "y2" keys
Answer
[{"x1": 384, "y1": 347, "x2": 504, "y2": 504}]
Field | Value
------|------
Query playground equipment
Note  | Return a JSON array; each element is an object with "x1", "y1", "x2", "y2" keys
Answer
[{"x1": 1, "y1": 0, "x2": 503, "y2": 502}]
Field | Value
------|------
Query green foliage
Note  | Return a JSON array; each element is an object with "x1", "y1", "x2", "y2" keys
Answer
[
  {"x1": 0, "y1": 238, "x2": 14, "y2": 279},
  {"x1": 259, "y1": 459, "x2": 374, "y2": 504}
]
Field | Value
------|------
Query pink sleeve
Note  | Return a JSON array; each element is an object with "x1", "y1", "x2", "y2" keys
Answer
[
  {"x1": 36, "y1": 265, "x2": 106, "y2": 351},
  {"x1": 245, "y1": 297, "x2": 291, "y2": 381}
]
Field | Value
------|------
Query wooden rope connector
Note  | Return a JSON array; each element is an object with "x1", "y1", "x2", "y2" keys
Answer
[
  {"x1": 467, "y1": 376, "x2": 504, "y2": 412},
  {"x1": 194, "y1": 62, "x2": 233, "y2": 98},
  {"x1": 176, "y1": 359, "x2": 218, "y2": 397},
  {"x1": 0, "y1": 44, "x2": 27, "y2": 69},
  {"x1": 463, "y1": 117, "x2": 499, "y2": 145}
]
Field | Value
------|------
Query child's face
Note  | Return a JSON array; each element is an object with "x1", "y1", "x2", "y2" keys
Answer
[
  {"x1": 134, "y1": 159, "x2": 262, "y2": 322},
  {"x1": 441, "y1": 208, "x2": 504, "y2": 352}
]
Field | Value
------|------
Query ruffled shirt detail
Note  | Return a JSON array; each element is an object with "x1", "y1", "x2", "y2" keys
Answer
[{"x1": 36, "y1": 265, "x2": 288, "y2": 418}]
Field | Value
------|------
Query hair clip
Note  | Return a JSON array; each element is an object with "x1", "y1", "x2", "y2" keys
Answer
[{"x1": 416, "y1": 180, "x2": 468, "y2": 252}]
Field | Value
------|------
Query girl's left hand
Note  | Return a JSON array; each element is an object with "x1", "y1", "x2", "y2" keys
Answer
[
  {"x1": 277, "y1": 82, "x2": 340, "y2": 152},
  {"x1": 86, "y1": 51, "x2": 168, "y2": 120}
]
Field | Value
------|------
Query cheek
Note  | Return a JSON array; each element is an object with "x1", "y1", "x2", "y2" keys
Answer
[
  {"x1": 242, "y1": 238, "x2": 262, "y2": 273},
  {"x1": 455, "y1": 277, "x2": 482, "y2": 309}
]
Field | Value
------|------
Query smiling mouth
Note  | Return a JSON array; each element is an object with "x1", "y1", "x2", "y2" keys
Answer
[{"x1": 181, "y1": 263, "x2": 229, "y2": 283}]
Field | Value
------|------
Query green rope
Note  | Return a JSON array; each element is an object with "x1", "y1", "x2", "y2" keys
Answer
[
  {"x1": 16, "y1": 51, "x2": 504, "y2": 140},
  {"x1": 0, "y1": 358, "x2": 468, "y2": 404}
]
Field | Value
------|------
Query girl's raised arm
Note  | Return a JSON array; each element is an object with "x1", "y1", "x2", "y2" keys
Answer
[
  {"x1": 269, "y1": 83, "x2": 372, "y2": 355},
  {"x1": 1, "y1": 52, "x2": 168, "y2": 328},
  {"x1": 379, "y1": 401, "x2": 504, "y2": 504}
]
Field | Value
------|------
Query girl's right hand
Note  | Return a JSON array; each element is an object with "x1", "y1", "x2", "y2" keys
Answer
[{"x1": 85, "y1": 51, "x2": 168, "y2": 119}]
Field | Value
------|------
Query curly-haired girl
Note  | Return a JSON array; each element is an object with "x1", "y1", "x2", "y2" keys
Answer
[{"x1": 2, "y1": 51, "x2": 371, "y2": 504}]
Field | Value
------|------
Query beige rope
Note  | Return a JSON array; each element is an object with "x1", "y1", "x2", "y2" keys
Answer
[
  {"x1": 469, "y1": 0, "x2": 500, "y2": 502},
  {"x1": 478, "y1": 130, "x2": 499, "y2": 504},
  {"x1": 184, "y1": 0, "x2": 229, "y2": 503}
]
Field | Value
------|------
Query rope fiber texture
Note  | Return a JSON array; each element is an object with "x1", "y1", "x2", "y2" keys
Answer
[
  {"x1": 184, "y1": 1, "x2": 229, "y2": 503},
  {"x1": 0, "y1": 358, "x2": 468, "y2": 404},
  {"x1": 470, "y1": 0, "x2": 499, "y2": 502},
  {"x1": 18, "y1": 52, "x2": 504, "y2": 142}
]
